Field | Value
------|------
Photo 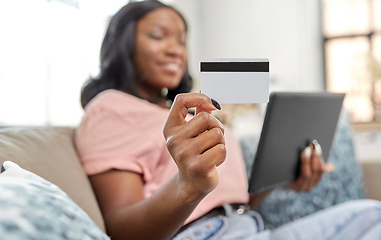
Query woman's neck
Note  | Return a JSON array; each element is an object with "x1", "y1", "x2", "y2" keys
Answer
[
  {"x1": 156, "y1": 100, "x2": 170, "y2": 109},
  {"x1": 133, "y1": 85, "x2": 170, "y2": 109}
]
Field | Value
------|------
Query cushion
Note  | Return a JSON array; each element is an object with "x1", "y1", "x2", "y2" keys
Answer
[
  {"x1": 0, "y1": 127, "x2": 105, "y2": 231},
  {"x1": 362, "y1": 161, "x2": 381, "y2": 201},
  {"x1": 0, "y1": 161, "x2": 110, "y2": 239},
  {"x1": 239, "y1": 108, "x2": 366, "y2": 229}
]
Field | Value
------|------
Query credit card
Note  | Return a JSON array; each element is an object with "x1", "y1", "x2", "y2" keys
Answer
[{"x1": 200, "y1": 58, "x2": 269, "y2": 104}]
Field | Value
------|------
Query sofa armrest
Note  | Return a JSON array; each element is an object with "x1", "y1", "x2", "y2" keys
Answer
[{"x1": 362, "y1": 160, "x2": 381, "y2": 201}]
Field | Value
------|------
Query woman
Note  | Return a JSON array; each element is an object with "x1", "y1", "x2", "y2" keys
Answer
[{"x1": 75, "y1": 1, "x2": 381, "y2": 239}]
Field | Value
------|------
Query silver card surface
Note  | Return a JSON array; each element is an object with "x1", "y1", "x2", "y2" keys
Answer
[{"x1": 200, "y1": 58, "x2": 269, "y2": 104}]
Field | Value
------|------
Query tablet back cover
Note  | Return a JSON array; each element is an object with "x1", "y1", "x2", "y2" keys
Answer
[{"x1": 248, "y1": 92, "x2": 344, "y2": 194}]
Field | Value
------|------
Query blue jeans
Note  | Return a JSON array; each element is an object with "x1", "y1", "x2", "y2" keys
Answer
[{"x1": 173, "y1": 199, "x2": 381, "y2": 240}]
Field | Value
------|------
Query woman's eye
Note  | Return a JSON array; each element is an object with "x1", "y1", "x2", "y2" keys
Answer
[{"x1": 148, "y1": 33, "x2": 162, "y2": 40}]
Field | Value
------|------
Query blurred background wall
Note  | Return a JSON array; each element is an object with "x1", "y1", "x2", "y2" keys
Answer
[{"x1": 176, "y1": 0, "x2": 324, "y2": 93}]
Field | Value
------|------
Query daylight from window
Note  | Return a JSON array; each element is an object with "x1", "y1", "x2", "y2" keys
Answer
[{"x1": 323, "y1": 0, "x2": 381, "y2": 122}]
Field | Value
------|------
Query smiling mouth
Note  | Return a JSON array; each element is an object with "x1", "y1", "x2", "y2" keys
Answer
[{"x1": 162, "y1": 62, "x2": 181, "y2": 73}]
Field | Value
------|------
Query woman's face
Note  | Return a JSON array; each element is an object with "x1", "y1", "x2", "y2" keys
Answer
[{"x1": 133, "y1": 7, "x2": 187, "y2": 101}]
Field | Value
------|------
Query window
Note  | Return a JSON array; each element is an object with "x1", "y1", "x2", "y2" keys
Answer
[
  {"x1": 323, "y1": 0, "x2": 381, "y2": 122},
  {"x1": 0, "y1": 0, "x2": 127, "y2": 126}
]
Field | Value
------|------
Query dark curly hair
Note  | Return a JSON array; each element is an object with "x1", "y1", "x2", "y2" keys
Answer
[{"x1": 80, "y1": 0, "x2": 193, "y2": 108}]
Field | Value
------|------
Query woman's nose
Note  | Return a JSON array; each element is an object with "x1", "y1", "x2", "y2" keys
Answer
[{"x1": 165, "y1": 40, "x2": 184, "y2": 56}]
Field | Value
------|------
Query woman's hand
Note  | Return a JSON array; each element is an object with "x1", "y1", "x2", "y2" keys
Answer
[
  {"x1": 285, "y1": 140, "x2": 335, "y2": 192},
  {"x1": 163, "y1": 93, "x2": 226, "y2": 200},
  {"x1": 250, "y1": 141, "x2": 335, "y2": 210}
]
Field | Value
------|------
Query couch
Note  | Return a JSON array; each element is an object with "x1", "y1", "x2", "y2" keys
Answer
[
  {"x1": 0, "y1": 127, "x2": 107, "y2": 239},
  {"x1": 0, "y1": 111, "x2": 380, "y2": 237}
]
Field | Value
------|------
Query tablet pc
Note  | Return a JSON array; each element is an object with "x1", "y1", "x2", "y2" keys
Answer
[{"x1": 248, "y1": 92, "x2": 345, "y2": 194}]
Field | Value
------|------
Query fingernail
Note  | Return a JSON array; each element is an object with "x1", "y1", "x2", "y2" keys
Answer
[
  {"x1": 211, "y1": 98, "x2": 221, "y2": 110},
  {"x1": 312, "y1": 139, "x2": 318, "y2": 149},
  {"x1": 304, "y1": 147, "x2": 311, "y2": 159},
  {"x1": 312, "y1": 140, "x2": 323, "y2": 157},
  {"x1": 325, "y1": 163, "x2": 335, "y2": 172}
]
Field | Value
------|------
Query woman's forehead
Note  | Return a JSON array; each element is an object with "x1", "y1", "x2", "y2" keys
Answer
[{"x1": 138, "y1": 7, "x2": 186, "y2": 32}]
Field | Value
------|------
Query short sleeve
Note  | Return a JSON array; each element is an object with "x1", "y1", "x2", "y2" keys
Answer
[{"x1": 75, "y1": 106, "x2": 162, "y2": 183}]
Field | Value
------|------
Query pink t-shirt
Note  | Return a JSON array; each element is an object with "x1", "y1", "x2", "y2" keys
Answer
[{"x1": 75, "y1": 89, "x2": 249, "y2": 223}]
